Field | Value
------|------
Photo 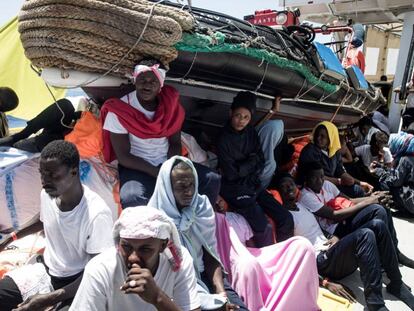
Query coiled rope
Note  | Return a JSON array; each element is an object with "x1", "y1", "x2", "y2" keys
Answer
[{"x1": 18, "y1": 0, "x2": 195, "y2": 77}]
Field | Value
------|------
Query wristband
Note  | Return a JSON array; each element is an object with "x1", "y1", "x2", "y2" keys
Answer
[
  {"x1": 10, "y1": 232, "x2": 17, "y2": 241},
  {"x1": 268, "y1": 109, "x2": 275, "y2": 114}
]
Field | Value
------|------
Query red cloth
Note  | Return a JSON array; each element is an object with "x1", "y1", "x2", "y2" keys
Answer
[
  {"x1": 345, "y1": 48, "x2": 366, "y2": 73},
  {"x1": 326, "y1": 197, "x2": 354, "y2": 210},
  {"x1": 101, "y1": 85, "x2": 185, "y2": 163}
]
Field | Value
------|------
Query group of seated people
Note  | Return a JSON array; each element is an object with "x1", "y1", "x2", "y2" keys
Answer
[
  {"x1": 0, "y1": 59, "x2": 414, "y2": 311},
  {"x1": 340, "y1": 112, "x2": 414, "y2": 217}
]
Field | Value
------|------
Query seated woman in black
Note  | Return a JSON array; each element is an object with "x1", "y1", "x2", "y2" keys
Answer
[
  {"x1": 298, "y1": 121, "x2": 373, "y2": 198},
  {"x1": 217, "y1": 91, "x2": 293, "y2": 247}
]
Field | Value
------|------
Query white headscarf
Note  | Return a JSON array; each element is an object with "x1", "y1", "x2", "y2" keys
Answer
[
  {"x1": 113, "y1": 206, "x2": 182, "y2": 271},
  {"x1": 148, "y1": 156, "x2": 223, "y2": 277},
  {"x1": 132, "y1": 64, "x2": 166, "y2": 88}
]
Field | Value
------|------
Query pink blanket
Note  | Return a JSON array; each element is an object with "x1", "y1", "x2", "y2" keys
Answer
[{"x1": 215, "y1": 213, "x2": 320, "y2": 311}]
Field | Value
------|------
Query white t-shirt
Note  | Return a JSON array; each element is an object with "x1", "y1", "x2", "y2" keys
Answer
[
  {"x1": 69, "y1": 246, "x2": 201, "y2": 311},
  {"x1": 354, "y1": 144, "x2": 393, "y2": 168},
  {"x1": 353, "y1": 127, "x2": 380, "y2": 146},
  {"x1": 225, "y1": 212, "x2": 253, "y2": 245},
  {"x1": 299, "y1": 181, "x2": 340, "y2": 234},
  {"x1": 40, "y1": 185, "x2": 114, "y2": 277},
  {"x1": 103, "y1": 92, "x2": 169, "y2": 166},
  {"x1": 289, "y1": 202, "x2": 329, "y2": 254}
]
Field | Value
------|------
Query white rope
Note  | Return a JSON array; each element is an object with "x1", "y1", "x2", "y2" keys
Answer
[
  {"x1": 294, "y1": 79, "x2": 307, "y2": 100},
  {"x1": 44, "y1": 82, "x2": 73, "y2": 129},
  {"x1": 319, "y1": 80, "x2": 343, "y2": 102},
  {"x1": 330, "y1": 85, "x2": 352, "y2": 122},
  {"x1": 351, "y1": 93, "x2": 361, "y2": 108},
  {"x1": 295, "y1": 74, "x2": 325, "y2": 100},
  {"x1": 255, "y1": 61, "x2": 269, "y2": 92},
  {"x1": 180, "y1": 51, "x2": 198, "y2": 80}
]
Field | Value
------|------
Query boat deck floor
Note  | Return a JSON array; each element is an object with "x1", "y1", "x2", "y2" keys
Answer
[{"x1": 339, "y1": 214, "x2": 414, "y2": 311}]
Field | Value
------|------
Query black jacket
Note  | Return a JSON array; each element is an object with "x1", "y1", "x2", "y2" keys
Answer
[
  {"x1": 217, "y1": 123, "x2": 264, "y2": 190},
  {"x1": 297, "y1": 142, "x2": 345, "y2": 184}
]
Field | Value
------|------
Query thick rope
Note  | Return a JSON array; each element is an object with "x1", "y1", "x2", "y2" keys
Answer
[
  {"x1": 18, "y1": 0, "x2": 194, "y2": 77},
  {"x1": 20, "y1": 29, "x2": 177, "y2": 64},
  {"x1": 21, "y1": 0, "x2": 195, "y2": 31},
  {"x1": 18, "y1": 16, "x2": 181, "y2": 47}
]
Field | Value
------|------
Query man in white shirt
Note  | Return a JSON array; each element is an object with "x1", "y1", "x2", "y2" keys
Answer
[
  {"x1": 351, "y1": 131, "x2": 392, "y2": 189},
  {"x1": 70, "y1": 206, "x2": 201, "y2": 311},
  {"x1": 354, "y1": 132, "x2": 392, "y2": 170},
  {"x1": 298, "y1": 161, "x2": 414, "y2": 270},
  {"x1": 276, "y1": 173, "x2": 414, "y2": 311},
  {"x1": 101, "y1": 59, "x2": 220, "y2": 209},
  {"x1": 0, "y1": 140, "x2": 114, "y2": 311},
  {"x1": 353, "y1": 116, "x2": 380, "y2": 147}
]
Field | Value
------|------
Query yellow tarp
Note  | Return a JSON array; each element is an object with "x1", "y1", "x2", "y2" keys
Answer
[{"x1": 0, "y1": 17, "x2": 66, "y2": 120}]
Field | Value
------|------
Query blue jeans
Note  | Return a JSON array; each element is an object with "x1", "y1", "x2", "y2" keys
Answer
[
  {"x1": 334, "y1": 203, "x2": 399, "y2": 251},
  {"x1": 119, "y1": 162, "x2": 221, "y2": 208},
  {"x1": 338, "y1": 183, "x2": 366, "y2": 198},
  {"x1": 256, "y1": 120, "x2": 284, "y2": 192}
]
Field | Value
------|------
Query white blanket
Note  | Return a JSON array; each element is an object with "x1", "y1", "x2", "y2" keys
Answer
[
  {"x1": 0, "y1": 156, "x2": 118, "y2": 231},
  {"x1": 0, "y1": 147, "x2": 38, "y2": 175}
]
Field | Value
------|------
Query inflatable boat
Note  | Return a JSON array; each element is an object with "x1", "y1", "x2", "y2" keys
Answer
[{"x1": 17, "y1": 0, "x2": 384, "y2": 135}]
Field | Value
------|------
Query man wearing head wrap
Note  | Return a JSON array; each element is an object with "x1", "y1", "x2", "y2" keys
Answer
[
  {"x1": 70, "y1": 206, "x2": 201, "y2": 311},
  {"x1": 148, "y1": 156, "x2": 248, "y2": 311},
  {"x1": 100, "y1": 59, "x2": 220, "y2": 209},
  {"x1": 216, "y1": 91, "x2": 294, "y2": 247},
  {"x1": 298, "y1": 121, "x2": 373, "y2": 198}
]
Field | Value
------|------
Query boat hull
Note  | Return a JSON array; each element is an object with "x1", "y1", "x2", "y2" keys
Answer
[{"x1": 83, "y1": 79, "x2": 361, "y2": 137}]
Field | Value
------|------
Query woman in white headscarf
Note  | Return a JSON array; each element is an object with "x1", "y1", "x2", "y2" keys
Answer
[
  {"x1": 70, "y1": 206, "x2": 201, "y2": 311},
  {"x1": 148, "y1": 156, "x2": 248, "y2": 311}
]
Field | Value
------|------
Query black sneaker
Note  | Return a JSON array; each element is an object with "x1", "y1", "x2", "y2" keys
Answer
[{"x1": 366, "y1": 304, "x2": 389, "y2": 311}]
